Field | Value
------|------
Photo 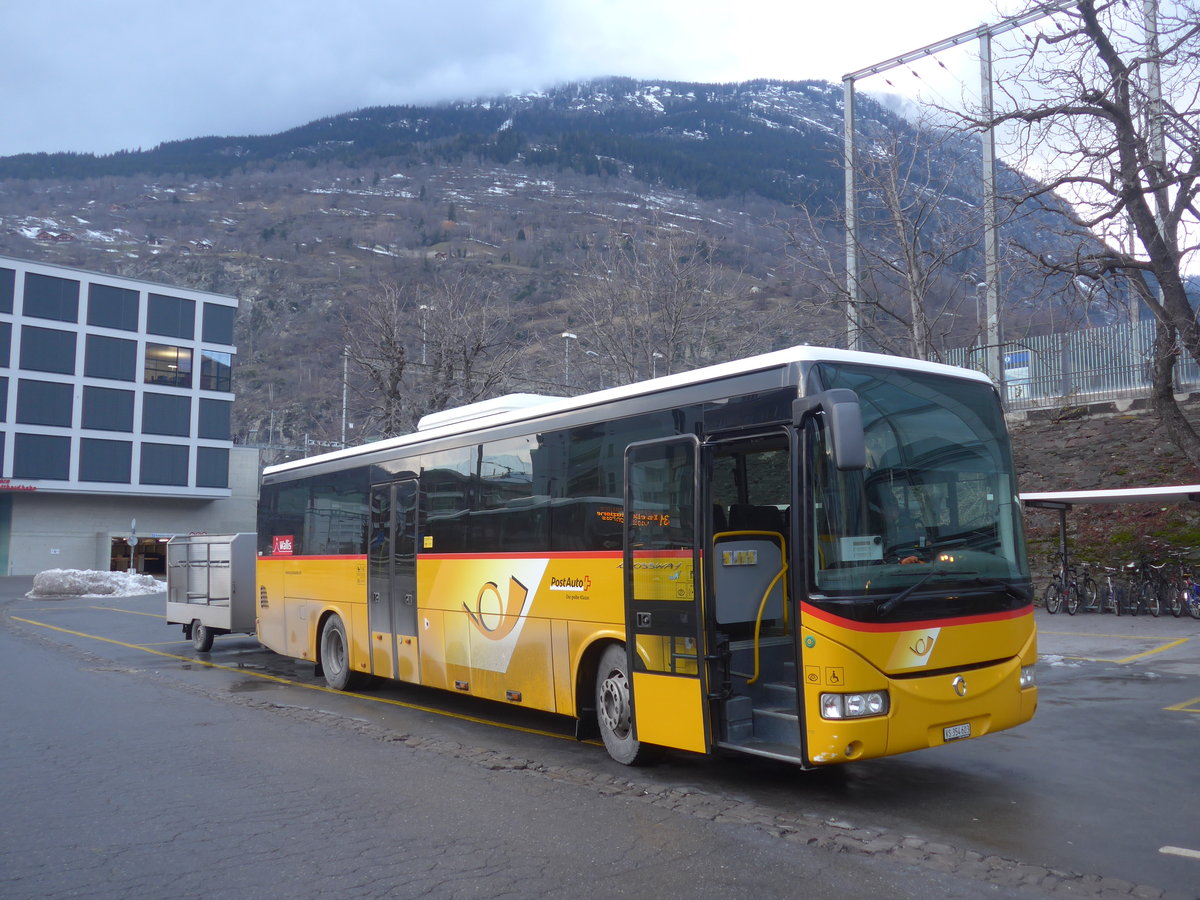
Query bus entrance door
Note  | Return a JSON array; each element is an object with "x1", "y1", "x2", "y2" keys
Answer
[
  {"x1": 368, "y1": 479, "x2": 419, "y2": 681},
  {"x1": 623, "y1": 436, "x2": 710, "y2": 755}
]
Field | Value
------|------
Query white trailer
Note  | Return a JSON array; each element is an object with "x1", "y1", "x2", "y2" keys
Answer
[{"x1": 165, "y1": 533, "x2": 256, "y2": 651}]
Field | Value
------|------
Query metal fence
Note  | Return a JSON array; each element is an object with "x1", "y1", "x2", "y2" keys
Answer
[{"x1": 945, "y1": 319, "x2": 1200, "y2": 412}]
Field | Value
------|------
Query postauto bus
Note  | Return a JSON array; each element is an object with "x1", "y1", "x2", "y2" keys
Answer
[{"x1": 255, "y1": 346, "x2": 1037, "y2": 767}]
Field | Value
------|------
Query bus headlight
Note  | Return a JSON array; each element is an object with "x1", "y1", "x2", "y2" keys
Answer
[
  {"x1": 820, "y1": 690, "x2": 889, "y2": 720},
  {"x1": 1020, "y1": 665, "x2": 1036, "y2": 688}
]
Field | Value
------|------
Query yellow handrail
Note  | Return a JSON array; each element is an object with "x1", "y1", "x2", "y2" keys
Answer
[
  {"x1": 714, "y1": 529, "x2": 788, "y2": 685},
  {"x1": 747, "y1": 562, "x2": 788, "y2": 685}
]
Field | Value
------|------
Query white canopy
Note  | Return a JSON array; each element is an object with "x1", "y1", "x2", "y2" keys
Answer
[{"x1": 1022, "y1": 485, "x2": 1200, "y2": 509}]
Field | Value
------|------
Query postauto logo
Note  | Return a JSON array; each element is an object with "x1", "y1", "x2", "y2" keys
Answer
[{"x1": 548, "y1": 575, "x2": 591, "y2": 592}]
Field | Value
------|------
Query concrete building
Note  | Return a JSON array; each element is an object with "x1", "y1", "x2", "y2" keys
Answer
[{"x1": 0, "y1": 255, "x2": 256, "y2": 575}]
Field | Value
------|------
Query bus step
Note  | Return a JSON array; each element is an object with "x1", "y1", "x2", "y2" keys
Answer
[
  {"x1": 715, "y1": 738, "x2": 805, "y2": 765},
  {"x1": 761, "y1": 680, "x2": 797, "y2": 708},
  {"x1": 723, "y1": 694, "x2": 755, "y2": 742},
  {"x1": 753, "y1": 706, "x2": 800, "y2": 745}
]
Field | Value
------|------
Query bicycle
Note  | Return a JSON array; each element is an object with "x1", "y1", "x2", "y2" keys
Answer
[
  {"x1": 1179, "y1": 568, "x2": 1200, "y2": 620},
  {"x1": 1069, "y1": 563, "x2": 1099, "y2": 615},
  {"x1": 1126, "y1": 556, "x2": 1166, "y2": 618},
  {"x1": 1098, "y1": 566, "x2": 1126, "y2": 615},
  {"x1": 1036, "y1": 556, "x2": 1084, "y2": 614}
]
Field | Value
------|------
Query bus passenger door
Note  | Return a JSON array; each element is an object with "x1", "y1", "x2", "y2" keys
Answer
[
  {"x1": 368, "y1": 479, "x2": 419, "y2": 680},
  {"x1": 623, "y1": 436, "x2": 710, "y2": 755}
]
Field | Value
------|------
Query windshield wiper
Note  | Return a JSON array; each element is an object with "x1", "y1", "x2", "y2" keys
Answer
[
  {"x1": 876, "y1": 567, "x2": 940, "y2": 617},
  {"x1": 876, "y1": 566, "x2": 984, "y2": 617}
]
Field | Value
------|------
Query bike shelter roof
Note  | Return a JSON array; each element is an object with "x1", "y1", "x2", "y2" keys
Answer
[
  {"x1": 1022, "y1": 485, "x2": 1200, "y2": 509},
  {"x1": 1021, "y1": 485, "x2": 1200, "y2": 572}
]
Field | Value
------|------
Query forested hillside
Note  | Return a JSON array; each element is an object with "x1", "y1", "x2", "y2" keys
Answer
[{"x1": 0, "y1": 77, "x2": 1094, "y2": 460}]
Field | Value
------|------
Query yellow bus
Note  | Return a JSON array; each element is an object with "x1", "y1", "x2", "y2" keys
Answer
[{"x1": 256, "y1": 346, "x2": 1037, "y2": 767}]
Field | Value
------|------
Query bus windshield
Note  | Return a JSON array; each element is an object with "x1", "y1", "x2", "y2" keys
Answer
[{"x1": 809, "y1": 363, "x2": 1030, "y2": 620}]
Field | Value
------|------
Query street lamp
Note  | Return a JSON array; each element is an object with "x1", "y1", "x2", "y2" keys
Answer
[
  {"x1": 561, "y1": 332, "x2": 577, "y2": 386},
  {"x1": 651, "y1": 351, "x2": 664, "y2": 379},
  {"x1": 585, "y1": 349, "x2": 605, "y2": 388}
]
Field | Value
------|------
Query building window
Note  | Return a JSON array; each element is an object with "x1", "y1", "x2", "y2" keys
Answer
[
  {"x1": 199, "y1": 350, "x2": 232, "y2": 392},
  {"x1": 0, "y1": 321, "x2": 10, "y2": 367},
  {"x1": 196, "y1": 446, "x2": 229, "y2": 488},
  {"x1": 79, "y1": 438, "x2": 132, "y2": 483},
  {"x1": 84, "y1": 334, "x2": 137, "y2": 382},
  {"x1": 0, "y1": 268, "x2": 14, "y2": 314},
  {"x1": 198, "y1": 398, "x2": 231, "y2": 440},
  {"x1": 13, "y1": 433, "x2": 71, "y2": 480},
  {"x1": 87, "y1": 283, "x2": 140, "y2": 331},
  {"x1": 140, "y1": 442, "x2": 189, "y2": 486},
  {"x1": 0, "y1": 376, "x2": 7, "y2": 421},
  {"x1": 144, "y1": 343, "x2": 192, "y2": 387},
  {"x1": 147, "y1": 293, "x2": 195, "y2": 340},
  {"x1": 23, "y1": 273, "x2": 79, "y2": 322},
  {"x1": 19, "y1": 326, "x2": 76, "y2": 375},
  {"x1": 142, "y1": 392, "x2": 191, "y2": 437},
  {"x1": 16, "y1": 379, "x2": 73, "y2": 427},
  {"x1": 82, "y1": 386, "x2": 135, "y2": 432},
  {"x1": 202, "y1": 303, "x2": 235, "y2": 345}
]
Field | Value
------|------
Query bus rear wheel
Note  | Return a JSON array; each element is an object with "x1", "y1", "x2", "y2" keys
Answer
[
  {"x1": 596, "y1": 644, "x2": 652, "y2": 766},
  {"x1": 319, "y1": 615, "x2": 361, "y2": 691}
]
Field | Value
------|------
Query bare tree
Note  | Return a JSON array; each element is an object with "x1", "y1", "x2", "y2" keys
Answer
[
  {"x1": 561, "y1": 224, "x2": 779, "y2": 389},
  {"x1": 970, "y1": 0, "x2": 1200, "y2": 461},
  {"x1": 343, "y1": 268, "x2": 522, "y2": 438},
  {"x1": 785, "y1": 120, "x2": 990, "y2": 361},
  {"x1": 342, "y1": 281, "x2": 412, "y2": 438},
  {"x1": 420, "y1": 268, "x2": 521, "y2": 415}
]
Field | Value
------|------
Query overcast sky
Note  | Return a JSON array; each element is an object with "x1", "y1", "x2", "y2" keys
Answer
[{"x1": 2, "y1": 0, "x2": 1018, "y2": 158}]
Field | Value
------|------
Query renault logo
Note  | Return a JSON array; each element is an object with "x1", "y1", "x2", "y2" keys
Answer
[{"x1": 952, "y1": 675, "x2": 968, "y2": 697}]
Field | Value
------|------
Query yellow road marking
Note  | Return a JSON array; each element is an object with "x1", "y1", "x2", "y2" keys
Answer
[
  {"x1": 92, "y1": 606, "x2": 165, "y2": 619},
  {"x1": 1041, "y1": 630, "x2": 1190, "y2": 664},
  {"x1": 1164, "y1": 696, "x2": 1200, "y2": 713},
  {"x1": 11, "y1": 616, "x2": 575, "y2": 743},
  {"x1": 1113, "y1": 637, "x2": 1189, "y2": 664}
]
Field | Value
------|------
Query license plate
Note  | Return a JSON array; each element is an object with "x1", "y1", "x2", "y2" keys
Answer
[{"x1": 943, "y1": 723, "x2": 972, "y2": 741}]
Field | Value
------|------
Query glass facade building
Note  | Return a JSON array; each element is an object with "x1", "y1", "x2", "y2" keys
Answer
[
  {"x1": 0, "y1": 255, "x2": 248, "y2": 575},
  {"x1": 0, "y1": 255, "x2": 237, "y2": 496}
]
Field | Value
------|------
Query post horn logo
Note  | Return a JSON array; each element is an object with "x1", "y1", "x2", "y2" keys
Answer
[{"x1": 464, "y1": 576, "x2": 529, "y2": 640}]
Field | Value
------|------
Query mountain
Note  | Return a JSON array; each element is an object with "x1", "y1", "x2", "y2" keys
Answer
[
  {"x1": 0, "y1": 77, "x2": 1083, "y2": 457},
  {"x1": 0, "y1": 79, "x2": 857, "y2": 208}
]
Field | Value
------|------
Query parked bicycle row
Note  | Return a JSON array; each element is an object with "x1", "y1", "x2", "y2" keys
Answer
[{"x1": 1041, "y1": 552, "x2": 1200, "y2": 618}]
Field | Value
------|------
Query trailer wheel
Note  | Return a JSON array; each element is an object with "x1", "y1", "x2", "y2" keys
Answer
[
  {"x1": 319, "y1": 614, "x2": 360, "y2": 691},
  {"x1": 191, "y1": 620, "x2": 215, "y2": 653}
]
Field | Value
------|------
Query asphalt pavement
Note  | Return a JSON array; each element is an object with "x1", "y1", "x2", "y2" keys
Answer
[{"x1": 2, "y1": 578, "x2": 1198, "y2": 899}]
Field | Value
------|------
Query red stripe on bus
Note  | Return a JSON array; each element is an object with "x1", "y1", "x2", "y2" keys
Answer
[
  {"x1": 799, "y1": 600, "x2": 1033, "y2": 632},
  {"x1": 259, "y1": 554, "x2": 366, "y2": 561},
  {"x1": 419, "y1": 550, "x2": 624, "y2": 561}
]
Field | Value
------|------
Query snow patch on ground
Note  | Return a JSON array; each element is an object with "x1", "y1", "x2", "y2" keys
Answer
[{"x1": 28, "y1": 569, "x2": 164, "y2": 598}]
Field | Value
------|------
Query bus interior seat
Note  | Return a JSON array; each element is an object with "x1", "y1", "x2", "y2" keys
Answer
[{"x1": 712, "y1": 529, "x2": 786, "y2": 628}]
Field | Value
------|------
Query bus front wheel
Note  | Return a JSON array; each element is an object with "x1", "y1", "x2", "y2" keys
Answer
[
  {"x1": 319, "y1": 615, "x2": 360, "y2": 691},
  {"x1": 596, "y1": 644, "x2": 652, "y2": 766}
]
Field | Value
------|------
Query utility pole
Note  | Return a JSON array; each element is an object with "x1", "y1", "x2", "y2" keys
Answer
[
  {"x1": 841, "y1": 0, "x2": 1079, "y2": 390},
  {"x1": 341, "y1": 345, "x2": 349, "y2": 447},
  {"x1": 561, "y1": 332, "x2": 577, "y2": 387}
]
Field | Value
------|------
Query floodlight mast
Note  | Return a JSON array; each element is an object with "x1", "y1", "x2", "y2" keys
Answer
[{"x1": 840, "y1": 0, "x2": 1082, "y2": 391}]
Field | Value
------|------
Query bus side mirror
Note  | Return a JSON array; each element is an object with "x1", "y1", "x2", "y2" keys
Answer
[{"x1": 793, "y1": 389, "x2": 866, "y2": 471}]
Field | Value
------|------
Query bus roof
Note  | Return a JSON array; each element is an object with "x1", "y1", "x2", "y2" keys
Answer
[{"x1": 264, "y1": 345, "x2": 992, "y2": 476}]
